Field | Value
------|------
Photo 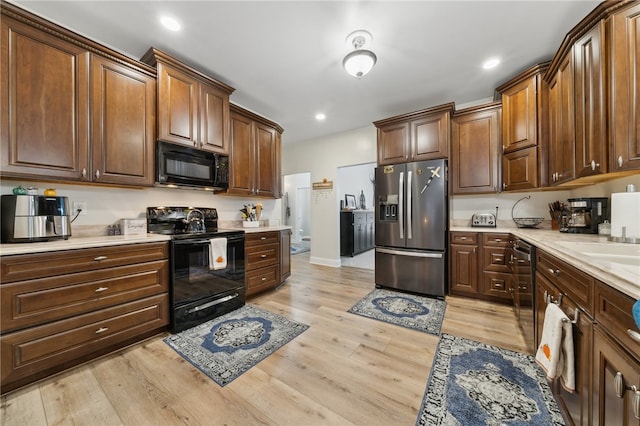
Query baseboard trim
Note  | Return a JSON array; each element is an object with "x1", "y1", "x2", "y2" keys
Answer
[{"x1": 309, "y1": 256, "x2": 341, "y2": 268}]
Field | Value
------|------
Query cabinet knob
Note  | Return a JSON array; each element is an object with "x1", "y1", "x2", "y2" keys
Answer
[
  {"x1": 95, "y1": 169, "x2": 100, "y2": 180},
  {"x1": 548, "y1": 268, "x2": 560, "y2": 276},
  {"x1": 618, "y1": 156, "x2": 624, "y2": 168},
  {"x1": 460, "y1": 237, "x2": 467, "y2": 240},
  {"x1": 495, "y1": 239, "x2": 502, "y2": 242},
  {"x1": 261, "y1": 254, "x2": 267, "y2": 258},
  {"x1": 502, "y1": 183, "x2": 507, "y2": 190},
  {"x1": 590, "y1": 160, "x2": 599, "y2": 170},
  {"x1": 82, "y1": 168, "x2": 87, "y2": 179}
]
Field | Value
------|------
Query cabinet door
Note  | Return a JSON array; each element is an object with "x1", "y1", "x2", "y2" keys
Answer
[
  {"x1": 1, "y1": 17, "x2": 89, "y2": 181},
  {"x1": 91, "y1": 55, "x2": 155, "y2": 186},
  {"x1": 157, "y1": 63, "x2": 198, "y2": 146},
  {"x1": 255, "y1": 121, "x2": 276, "y2": 197},
  {"x1": 502, "y1": 75, "x2": 538, "y2": 153},
  {"x1": 451, "y1": 107, "x2": 500, "y2": 194},
  {"x1": 449, "y1": 243, "x2": 479, "y2": 296},
  {"x1": 502, "y1": 146, "x2": 538, "y2": 191},
  {"x1": 609, "y1": 2, "x2": 640, "y2": 171},
  {"x1": 228, "y1": 111, "x2": 255, "y2": 195},
  {"x1": 199, "y1": 82, "x2": 229, "y2": 154},
  {"x1": 593, "y1": 326, "x2": 640, "y2": 426},
  {"x1": 548, "y1": 55, "x2": 575, "y2": 185},
  {"x1": 280, "y1": 229, "x2": 291, "y2": 282},
  {"x1": 377, "y1": 122, "x2": 409, "y2": 165},
  {"x1": 574, "y1": 21, "x2": 607, "y2": 178},
  {"x1": 411, "y1": 111, "x2": 449, "y2": 161}
]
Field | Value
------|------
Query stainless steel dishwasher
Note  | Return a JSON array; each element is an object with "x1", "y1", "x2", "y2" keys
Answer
[{"x1": 513, "y1": 238, "x2": 536, "y2": 354}]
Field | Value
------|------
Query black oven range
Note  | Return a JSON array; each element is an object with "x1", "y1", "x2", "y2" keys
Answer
[{"x1": 147, "y1": 207, "x2": 245, "y2": 332}]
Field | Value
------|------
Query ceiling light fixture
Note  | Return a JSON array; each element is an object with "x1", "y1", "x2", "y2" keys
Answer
[
  {"x1": 160, "y1": 16, "x2": 181, "y2": 32},
  {"x1": 343, "y1": 30, "x2": 377, "y2": 78},
  {"x1": 482, "y1": 58, "x2": 500, "y2": 70}
]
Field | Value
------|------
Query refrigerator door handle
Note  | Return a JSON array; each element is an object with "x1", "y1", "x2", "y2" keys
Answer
[
  {"x1": 399, "y1": 171, "x2": 404, "y2": 239},
  {"x1": 407, "y1": 170, "x2": 412, "y2": 240},
  {"x1": 376, "y1": 248, "x2": 443, "y2": 258}
]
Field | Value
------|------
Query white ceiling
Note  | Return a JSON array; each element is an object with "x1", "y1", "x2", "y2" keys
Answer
[{"x1": 9, "y1": 0, "x2": 601, "y2": 145}]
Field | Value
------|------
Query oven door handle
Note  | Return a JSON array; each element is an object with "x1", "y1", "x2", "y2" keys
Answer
[
  {"x1": 186, "y1": 293, "x2": 240, "y2": 314},
  {"x1": 173, "y1": 237, "x2": 242, "y2": 245}
]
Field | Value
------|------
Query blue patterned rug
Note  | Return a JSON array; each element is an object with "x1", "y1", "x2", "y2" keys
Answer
[
  {"x1": 417, "y1": 334, "x2": 565, "y2": 425},
  {"x1": 347, "y1": 288, "x2": 446, "y2": 335},
  {"x1": 163, "y1": 305, "x2": 309, "y2": 386}
]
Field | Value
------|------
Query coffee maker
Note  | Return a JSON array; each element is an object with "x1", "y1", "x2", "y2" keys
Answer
[
  {"x1": 560, "y1": 197, "x2": 608, "y2": 234},
  {"x1": 1, "y1": 195, "x2": 72, "y2": 242}
]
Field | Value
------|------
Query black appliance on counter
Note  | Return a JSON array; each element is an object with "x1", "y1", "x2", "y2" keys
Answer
[
  {"x1": 1, "y1": 195, "x2": 72, "y2": 243},
  {"x1": 560, "y1": 197, "x2": 608, "y2": 234},
  {"x1": 374, "y1": 159, "x2": 448, "y2": 297},
  {"x1": 147, "y1": 207, "x2": 245, "y2": 332}
]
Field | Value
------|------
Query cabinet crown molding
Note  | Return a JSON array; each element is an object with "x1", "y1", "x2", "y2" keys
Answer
[
  {"x1": 141, "y1": 47, "x2": 235, "y2": 95},
  {"x1": 495, "y1": 61, "x2": 550, "y2": 94},
  {"x1": 373, "y1": 102, "x2": 455, "y2": 127}
]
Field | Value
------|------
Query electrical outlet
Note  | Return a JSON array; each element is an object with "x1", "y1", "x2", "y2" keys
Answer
[{"x1": 73, "y1": 201, "x2": 87, "y2": 216}]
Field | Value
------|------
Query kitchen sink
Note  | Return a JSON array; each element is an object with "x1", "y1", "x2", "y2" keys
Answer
[{"x1": 555, "y1": 241, "x2": 640, "y2": 269}]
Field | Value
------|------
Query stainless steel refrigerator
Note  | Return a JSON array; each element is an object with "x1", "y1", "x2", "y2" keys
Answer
[{"x1": 374, "y1": 159, "x2": 447, "y2": 297}]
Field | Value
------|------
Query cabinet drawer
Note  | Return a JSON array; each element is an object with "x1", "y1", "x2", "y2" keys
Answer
[
  {"x1": 245, "y1": 232, "x2": 279, "y2": 247},
  {"x1": 0, "y1": 242, "x2": 169, "y2": 283},
  {"x1": 594, "y1": 281, "x2": 640, "y2": 357},
  {"x1": 537, "y1": 250, "x2": 594, "y2": 314},
  {"x1": 1, "y1": 294, "x2": 169, "y2": 388},
  {"x1": 246, "y1": 243, "x2": 279, "y2": 270},
  {"x1": 450, "y1": 232, "x2": 478, "y2": 245},
  {"x1": 481, "y1": 272, "x2": 513, "y2": 301},
  {"x1": 482, "y1": 246, "x2": 511, "y2": 272},
  {"x1": 246, "y1": 265, "x2": 279, "y2": 296},
  {"x1": 482, "y1": 233, "x2": 511, "y2": 247},
  {"x1": 1, "y1": 260, "x2": 168, "y2": 333}
]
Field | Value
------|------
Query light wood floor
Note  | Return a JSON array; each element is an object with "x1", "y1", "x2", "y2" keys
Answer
[{"x1": 1, "y1": 252, "x2": 528, "y2": 426}]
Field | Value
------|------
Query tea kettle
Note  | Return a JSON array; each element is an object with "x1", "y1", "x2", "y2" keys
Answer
[{"x1": 184, "y1": 209, "x2": 206, "y2": 234}]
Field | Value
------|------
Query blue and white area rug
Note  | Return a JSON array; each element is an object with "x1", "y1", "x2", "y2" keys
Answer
[
  {"x1": 164, "y1": 305, "x2": 309, "y2": 386},
  {"x1": 417, "y1": 334, "x2": 565, "y2": 425},
  {"x1": 347, "y1": 288, "x2": 446, "y2": 336}
]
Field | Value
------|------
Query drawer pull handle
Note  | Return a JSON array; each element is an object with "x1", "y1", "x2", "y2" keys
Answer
[
  {"x1": 261, "y1": 254, "x2": 267, "y2": 258},
  {"x1": 635, "y1": 389, "x2": 640, "y2": 420},
  {"x1": 95, "y1": 287, "x2": 108, "y2": 293},
  {"x1": 548, "y1": 268, "x2": 560, "y2": 276},
  {"x1": 95, "y1": 327, "x2": 109, "y2": 334},
  {"x1": 261, "y1": 237, "x2": 267, "y2": 240},
  {"x1": 628, "y1": 329, "x2": 640, "y2": 343},
  {"x1": 460, "y1": 237, "x2": 467, "y2": 240},
  {"x1": 495, "y1": 239, "x2": 502, "y2": 242},
  {"x1": 261, "y1": 277, "x2": 267, "y2": 281},
  {"x1": 94, "y1": 256, "x2": 108, "y2": 261}
]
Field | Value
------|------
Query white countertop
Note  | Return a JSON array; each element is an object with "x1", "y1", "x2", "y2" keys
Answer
[
  {"x1": 0, "y1": 226, "x2": 292, "y2": 256},
  {"x1": 0, "y1": 234, "x2": 171, "y2": 256},
  {"x1": 451, "y1": 226, "x2": 640, "y2": 300}
]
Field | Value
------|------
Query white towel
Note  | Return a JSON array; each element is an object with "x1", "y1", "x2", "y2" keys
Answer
[
  {"x1": 535, "y1": 303, "x2": 575, "y2": 392},
  {"x1": 209, "y1": 238, "x2": 227, "y2": 270}
]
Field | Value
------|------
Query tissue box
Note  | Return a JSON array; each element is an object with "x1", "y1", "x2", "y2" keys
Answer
[{"x1": 120, "y1": 219, "x2": 146, "y2": 236}]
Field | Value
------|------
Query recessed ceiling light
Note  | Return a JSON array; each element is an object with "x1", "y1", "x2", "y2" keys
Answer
[
  {"x1": 160, "y1": 16, "x2": 181, "y2": 31},
  {"x1": 482, "y1": 58, "x2": 500, "y2": 70},
  {"x1": 315, "y1": 113, "x2": 326, "y2": 121}
]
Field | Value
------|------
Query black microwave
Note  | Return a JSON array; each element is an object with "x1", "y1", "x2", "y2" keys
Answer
[{"x1": 156, "y1": 141, "x2": 229, "y2": 190}]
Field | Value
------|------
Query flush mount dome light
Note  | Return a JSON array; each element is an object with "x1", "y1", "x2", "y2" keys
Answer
[{"x1": 343, "y1": 30, "x2": 377, "y2": 78}]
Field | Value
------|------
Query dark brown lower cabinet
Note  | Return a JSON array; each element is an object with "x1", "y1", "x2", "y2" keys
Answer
[{"x1": 592, "y1": 326, "x2": 640, "y2": 426}]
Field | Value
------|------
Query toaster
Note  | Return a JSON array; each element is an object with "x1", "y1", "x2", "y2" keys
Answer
[{"x1": 471, "y1": 213, "x2": 496, "y2": 228}]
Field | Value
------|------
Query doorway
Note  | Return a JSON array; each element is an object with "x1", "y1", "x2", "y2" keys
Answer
[{"x1": 283, "y1": 172, "x2": 311, "y2": 255}]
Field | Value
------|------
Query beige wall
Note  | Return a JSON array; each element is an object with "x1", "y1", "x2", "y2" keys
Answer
[{"x1": 282, "y1": 126, "x2": 377, "y2": 266}]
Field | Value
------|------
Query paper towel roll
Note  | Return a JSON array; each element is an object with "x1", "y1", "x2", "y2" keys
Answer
[{"x1": 611, "y1": 192, "x2": 640, "y2": 239}]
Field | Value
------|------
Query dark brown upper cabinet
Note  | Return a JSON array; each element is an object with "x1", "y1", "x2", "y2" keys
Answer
[
  {"x1": 141, "y1": 48, "x2": 234, "y2": 155},
  {"x1": 374, "y1": 103, "x2": 454, "y2": 165}
]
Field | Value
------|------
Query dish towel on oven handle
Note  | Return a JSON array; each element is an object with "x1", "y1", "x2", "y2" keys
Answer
[
  {"x1": 209, "y1": 238, "x2": 227, "y2": 270},
  {"x1": 535, "y1": 302, "x2": 575, "y2": 392}
]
